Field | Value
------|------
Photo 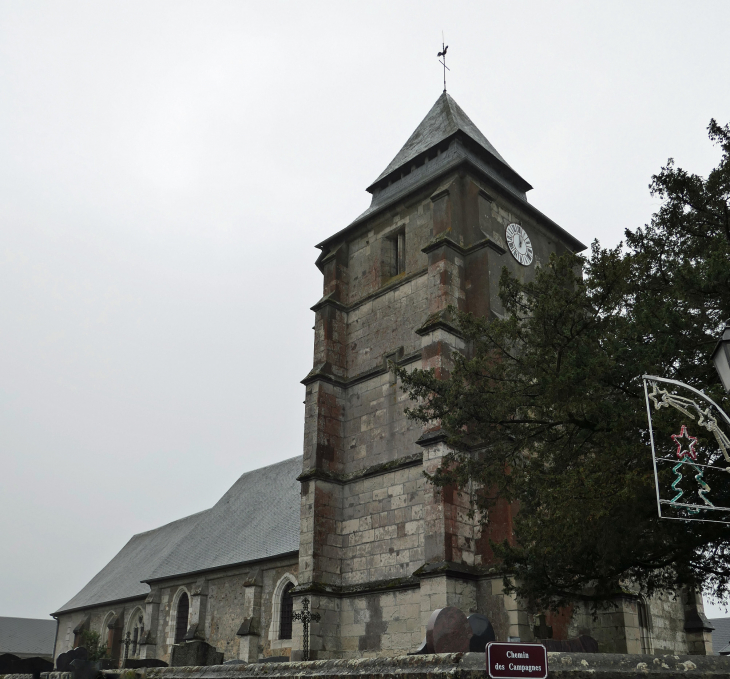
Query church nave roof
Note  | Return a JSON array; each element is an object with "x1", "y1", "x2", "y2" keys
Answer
[{"x1": 53, "y1": 456, "x2": 301, "y2": 614}]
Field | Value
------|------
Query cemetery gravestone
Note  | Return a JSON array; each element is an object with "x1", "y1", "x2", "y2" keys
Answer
[
  {"x1": 0, "y1": 653, "x2": 54, "y2": 679},
  {"x1": 56, "y1": 647, "x2": 88, "y2": 672},
  {"x1": 468, "y1": 613, "x2": 496, "y2": 652},
  {"x1": 426, "y1": 607, "x2": 472, "y2": 653}
]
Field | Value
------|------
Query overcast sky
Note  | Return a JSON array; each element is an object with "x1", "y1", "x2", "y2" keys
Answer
[{"x1": 2, "y1": 1, "x2": 730, "y2": 622}]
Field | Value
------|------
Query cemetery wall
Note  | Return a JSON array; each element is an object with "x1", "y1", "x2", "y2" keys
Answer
[{"x1": 36, "y1": 651, "x2": 730, "y2": 679}]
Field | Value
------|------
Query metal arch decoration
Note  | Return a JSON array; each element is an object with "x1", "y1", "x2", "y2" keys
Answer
[{"x1": 643, "y1": 374, "x2": 730, "y2": 524}]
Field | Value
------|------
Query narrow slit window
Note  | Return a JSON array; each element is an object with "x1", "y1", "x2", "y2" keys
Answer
[
  {"x1": 396, "y1": 231, "x2": 405, "y2": 274},
  {"x1": 384, "y1": 231, "x2": 406, "y2": 279},
  {"x1": 638, "y1": 599, "x2": 652, "y2": 654}
]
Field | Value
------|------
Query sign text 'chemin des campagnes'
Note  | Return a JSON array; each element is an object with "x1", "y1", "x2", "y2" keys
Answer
[{"x1": 486, "y1": 642, "x2": 548, "y2": 679}]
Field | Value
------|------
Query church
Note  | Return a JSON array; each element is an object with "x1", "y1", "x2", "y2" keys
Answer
[{"x1": 51, "y1": 92, "x2": 714, "y2": 663}]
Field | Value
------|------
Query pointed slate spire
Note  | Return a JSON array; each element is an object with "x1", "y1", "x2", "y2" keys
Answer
[{"x1": 367, "y1": 92, "x2": 530, "y2": 193}]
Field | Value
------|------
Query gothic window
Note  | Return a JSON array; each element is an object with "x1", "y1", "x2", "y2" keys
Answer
[
  {"x1": 100, "y1": 612, "x2": 116, "y2": 649},
  {"x1": 125, "y1": 609, "x2": 144, "y2": 658},
  {"x1": 175, "y1": 593, "x2": 190, "y2": 643},
  {"x1": 279, "y1": 583, "x2": 294, "y2": 640},
  {"x1": 269, "y1": 573, "x2": 298, "y2": 644}
]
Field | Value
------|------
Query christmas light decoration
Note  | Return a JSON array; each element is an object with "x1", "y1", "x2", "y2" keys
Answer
[{"x1": 643, "y1": 375, "x2": 730, "y2": 524}]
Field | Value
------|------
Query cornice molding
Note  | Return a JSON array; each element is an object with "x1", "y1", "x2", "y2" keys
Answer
[
  {"x1": 293, "y1": 575, "x2": 420, "y2": 599},
  {"x1": 298, "y1": 451, "x2": 423, "y2": 486},
  {"x1": 301, "y1": 350, "x2": 421, "y2": 388}
]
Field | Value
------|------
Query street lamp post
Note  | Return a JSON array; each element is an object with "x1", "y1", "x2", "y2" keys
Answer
[{"x1": 712, "y1": 320, "x2": 730, "y2": 393}]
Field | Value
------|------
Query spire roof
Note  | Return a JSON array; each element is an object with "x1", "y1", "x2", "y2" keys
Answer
[
  {"x1": 317, "y1": 91, "x2": 584, "y2": 254},
  {"x1": 368, "y1": 92, "x2": 520, "y2": 191}
]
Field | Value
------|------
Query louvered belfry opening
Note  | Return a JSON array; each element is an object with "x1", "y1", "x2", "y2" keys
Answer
[
  {"x1": 175, "y1": 593, "x2": 189, "y2": 643},
  {"x1": 279, "y1": 583, "x2": 294, "y2": 640}
]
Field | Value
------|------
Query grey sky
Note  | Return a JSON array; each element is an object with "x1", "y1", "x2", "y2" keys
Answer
[{"x1": 2, "y1": 1, "x2": 730, "y2": 620}]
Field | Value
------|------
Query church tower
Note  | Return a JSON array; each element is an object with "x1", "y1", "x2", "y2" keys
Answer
[{"x1": 295, "y1": 92, "x2": 585, "y2": 660}]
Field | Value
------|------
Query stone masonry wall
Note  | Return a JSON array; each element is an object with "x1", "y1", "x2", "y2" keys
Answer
[
  {"x1": 53, "y1": 556, "x2": 298, "y2": 667},
  {"x1": 53, "y1": 603, "x2": 147, "y2": 660},
  {"x1": 342, "y1": 359, "x2": 425, "y2": 475},
  {"x1": 153, "y1": 557, "x2": 298, "y2": 663},
  {"x1": 338, "y1": 590, "x2": 422, "y2": 658},
  {"x1": 346, "y1": 199, "x2": 432, "y2": 311},
  {"x1": 339, "y1": 464, "x2": 425, "y2": 587}
]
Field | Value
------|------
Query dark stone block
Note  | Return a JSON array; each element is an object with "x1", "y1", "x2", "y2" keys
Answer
[
  {"x1": 169, "y1": 640, "x2": 224, "y2": 667},
  {"x1": 426, "y1": 607, "x2": 471, "y2": 653},
  {"x1": 0, "y1": 653, "x2": 52, "y2": 679},
  {"x1": 0, "y1": 654, "x2": 21, "y2": 672},
  {"x1": 258, "y1": 656, "x2": 289, "y2": 663},
  {"x1": 467, "y1": 614, "x2": 495, "y2": 652},
  {"x1": 70, "y1": 658, "x2": 101, "y2": 679},
  {"x1": 236, "y1": 618, "x2": 258, "y2": 636},
  {"x1": 56, "y1": 646, "x2": 88, "y2": 671}
]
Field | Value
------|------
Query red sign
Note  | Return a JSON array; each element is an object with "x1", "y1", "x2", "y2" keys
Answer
[{"x1": 486, "y1": 642, "x2": 548, "y2": 679}]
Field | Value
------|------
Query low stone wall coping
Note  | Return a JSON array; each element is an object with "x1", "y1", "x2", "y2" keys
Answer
[{"x1": 37, "y1": 652, "x2": 730, "y2": 679}]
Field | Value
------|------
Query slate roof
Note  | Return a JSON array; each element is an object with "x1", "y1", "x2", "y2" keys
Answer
[
  {"x1": 368, "y1": 92, "x2": 526, "y2": 191},
  {"x1": 317, "y1": 92, "x2": 585, "y2": 254},
  {"x1": 53, "y1": 510, "x2": 209, "y2": 614},
  {"x1": 0, "y1": 617, "x2": 57, "y2": 656},
  {"x1": 710, "y1": 617, "x2": 730, "y2": 654},
  {"x1": 53, "y1": 456, "x2": 301, "y2": 614},
  {"x1": 145, "y1": 456, "x2": 301, "y2": 581}
]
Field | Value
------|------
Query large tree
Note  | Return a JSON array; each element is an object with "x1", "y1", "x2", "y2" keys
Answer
[{"x1": 396, "y1": 120, "x2": 730, "y2": 611}]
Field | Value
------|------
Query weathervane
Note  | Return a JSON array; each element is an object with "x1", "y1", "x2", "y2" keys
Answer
[{"x1": 437, "y1": 33, "x2": 449, "y2": 92}]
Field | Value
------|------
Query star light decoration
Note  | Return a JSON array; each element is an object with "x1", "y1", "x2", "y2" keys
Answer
[
  {"x1": 643, "y1": 376, "x2": 730, "y2": 522},
  {"x1": 671, "y1": 425, "x2": 699, "y2": 461},
  {"x1": 649, "y1": 383, "x2": 730, "y2": 465}
]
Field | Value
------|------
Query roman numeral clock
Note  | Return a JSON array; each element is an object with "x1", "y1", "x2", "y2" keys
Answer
[{"x1": 505, "y1": 223, "x2": 533, "y2": 266}]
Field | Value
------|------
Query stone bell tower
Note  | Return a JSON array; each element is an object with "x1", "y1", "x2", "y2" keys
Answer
[{"x1": 294, "y1": 92, "x2": 585, "y2": 660}]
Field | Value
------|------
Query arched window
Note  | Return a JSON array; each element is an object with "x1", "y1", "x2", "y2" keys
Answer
[
  {"x1": 100, "y1": 612, "x2": 116, "y2": 650},
  {"x1": 124, "y1": 608, "x2": 145, "y2": 658},
  {"x1": 279, "y1": 583, "x2": 295, "y2": 640},
  {"x1": 131, "y1": 615, "x2": 143, "y2": 656},
  {"x1": 269, "y1": 573, "x2": 298, "y2": 644},
  {"x1": 175, "y1": 593, "x2": 190, "y2": 643}
]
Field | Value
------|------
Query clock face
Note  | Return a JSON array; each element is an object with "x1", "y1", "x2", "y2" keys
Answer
[{"x1": 505, "y1": 223, "x2": 533, "y2": 266}]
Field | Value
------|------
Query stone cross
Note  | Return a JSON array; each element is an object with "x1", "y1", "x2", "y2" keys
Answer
[
  {"x1": 293, "y1": 597, "x2": 320, "y2": 661},
  {"x1": 123, "y1": 631, "x2": 131, "y2": 660}
]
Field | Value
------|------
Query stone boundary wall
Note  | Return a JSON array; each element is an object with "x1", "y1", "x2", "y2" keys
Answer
[{"x1": 34, "y1": 652, "x2": 730, "y2": 679}]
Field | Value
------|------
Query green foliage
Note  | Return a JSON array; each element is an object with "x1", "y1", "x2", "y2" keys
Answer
[
  {"x1": 395, "y1": 120, "x2": 730, "y2": 612},
  {"x1": 78, "y1": 629, "x2": 109, "y2": 661}
]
